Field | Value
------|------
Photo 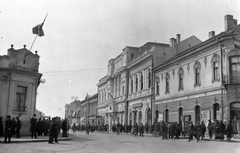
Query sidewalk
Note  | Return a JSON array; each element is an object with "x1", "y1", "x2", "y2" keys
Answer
[{"x1": 0, "y1": 135, "x2": 71, "y2": 143}]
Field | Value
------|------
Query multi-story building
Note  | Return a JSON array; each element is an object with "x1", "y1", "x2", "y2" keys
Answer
[
  {"x1": 79, "y1": 93, "x2": 98, "y2": 125},
  {"x1": 127, "y1": 43, "x2": 169, "y2": 126},
  {"x1": 97, "y1": 52, "x2": 130, "y2": 128},
  {"x1": 153, "y1": 15, "x2": 240, "y2": 132},
  {"x1": 0, "y1": 45, "x2": 42, "y2": 135}
]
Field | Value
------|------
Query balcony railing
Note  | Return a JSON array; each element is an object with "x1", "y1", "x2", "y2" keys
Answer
[{"x1": 127, "y1": 88, "x2": 152, "y2": 99}]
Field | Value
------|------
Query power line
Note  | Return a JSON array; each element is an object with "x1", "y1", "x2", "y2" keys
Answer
[{"x1": 41, "y1": 68, "x2": 107, "y2": 75}]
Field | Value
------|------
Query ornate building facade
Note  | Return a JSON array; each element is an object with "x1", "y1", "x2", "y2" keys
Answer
[
  {"x1": 153, "y1": 15, "x2": 240, "y2": 132},
  {"x1": 0, "y1": 45, "x2": 42, "y2": 135}
]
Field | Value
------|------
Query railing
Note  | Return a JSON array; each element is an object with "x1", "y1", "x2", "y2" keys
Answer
[{"x1": 127, "y1": 88, "x2": 152, "y2": 99}]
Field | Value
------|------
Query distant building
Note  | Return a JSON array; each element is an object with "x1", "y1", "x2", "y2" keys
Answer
[
  {"x1": 65, "y1": 100, "x2": 79, "y2": 126},
  {"x1": 0, "y1": 45, "x2": 42, "y2": 135},
  {"x1": 79, "y1": 94, "x2": 98, "y2": 125},
  {"x1": 153, "y1": 15, "x2": 240, "y2": 132}
]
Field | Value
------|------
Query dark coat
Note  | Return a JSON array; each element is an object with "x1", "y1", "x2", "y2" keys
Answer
[
  {"x1": 30, "y1": 117, "x2": 37, "y2": 132},
  {"x1": 5, "y1": 119, "x2": 13, "y2": 137}
]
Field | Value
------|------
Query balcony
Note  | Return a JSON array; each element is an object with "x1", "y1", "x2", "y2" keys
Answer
[{"x1": 127, "y1": 88, "x2": 152, "y2": 100}]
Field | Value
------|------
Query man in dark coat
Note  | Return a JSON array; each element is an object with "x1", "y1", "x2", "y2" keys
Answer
[
  {"x1": 207, "y1": 120, "x2": 213, "y2": 139},
  {"x1": 226, "y1": 120, "x2": 233, "y2": 141},
  {"x1": 15, "y1": 116, "x2": 22, "y2": 138},
  {"x1": 48, "y1": 118, "x2": 58, "y2": 144},
  {"x1": 30, "y1": 114, "x2": 37, "y2": 139},
  {"x1": 62, "y1": 119, "x2": 68, "y2": 137},
  {"x1": 161, "y1": 121, "x2": 168, "y2": 140},
  {"x1": 4, "y1": 115, "x2": 13, "y2": 143},
  {"x1": 200, "y1": 121, "x2": 206, "y2": 140},
  {"x1": 188, "y1": 122, "x2": 199, "y2": 142},
  {"x1": 139, "y1": 123, "x2": 144, "y2": 137}
]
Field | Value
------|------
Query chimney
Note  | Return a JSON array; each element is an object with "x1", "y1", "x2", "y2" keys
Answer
[
  {"x1": 170, "y1": 38, "x2": 177, "y2": 49},
  {"x1": 176, "y1": 34, "x2": 181, "y2": 43},
  {"x1": 225, "y1": 15, "x2": 238, "y2": 31},
  {"x1": 208, "y1": 31, "x2": 215, "y2": 39},
  {"x1": 170, "y1": 38, "x2": 174, "y2": 47}
]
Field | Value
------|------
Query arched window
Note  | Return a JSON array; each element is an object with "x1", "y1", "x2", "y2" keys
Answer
[
  {"x1": 211, "y1": 54, "x2": 220, "y2": 82},
  {"x1": 195, "y1": 105, "x2": 201, "y2": 123},
  {"x1": 134, "y1": 111, "x2": 137, "y2": 124},
  {"x1": 178, "y1": 67, "x2": 184, "y2": 91},
  {"x1": 165, "y1": 109, "x2": 169, "y2": 123},
  {"x1": 213, "y1": 103, "x2": 220, "y2": 120},
  {"x1": 165, "y1": 73, "x2": 170, "y2": 94},
  {"x1": 193, "y1": 61, "x2": 201, "y2": 87},
  {"x1": 139, "y1": 111, "x2": 142, "y2": 124},
  {"x1": 179, "y1": 107, "x2": 183, "y2": 123}
]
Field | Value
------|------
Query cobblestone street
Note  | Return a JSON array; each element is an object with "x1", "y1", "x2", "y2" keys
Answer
[{"x1": 1, "y1": 131, "x2": 240, "y2": 153}]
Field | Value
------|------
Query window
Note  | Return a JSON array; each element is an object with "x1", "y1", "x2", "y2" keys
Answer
[
  {"x1": 213, "y1": 103, "x2": 220, "y2": 120},
  {"x1": 195, "y1": 105, "x2": 201, "y2": 124},
  {"x1": 213, "y1": 61, "x2": 219, "y2": 81},
  {"x1": 140, "y1": 72, "x2": 143, "y2": 90},
  {"x1": 135, "y1": 74, "x2": 138, "y2": 92},
  {"x1": 15, "y1": 86, "x2": 27, "y2": 112},
  {"x1": 165, "y1": 73, "x2": 170, "y2": 94},
  {"x1": 179, "y1": 107, "x2": 183, "y2": 123},
  {"x1": 165, "y1": 109, "x2": 169, "y2": 123},
  {"x1": 211, "y1": 54, "x2": 220, "y2": 82},
  {"x1": 131, "y1": 77, "x2": 133, "y2": 93},
  {"x1": 194, "y1": 61, "x2": 201, "y2": 87},
  {"x1": 156, "y1": 110, "x2": 159, "y2": 122},
  {"x1": 178, "y1": 67, "x2": 184, "y2": 91},
  {"x1": 230, "y1": 56, "x2": 240, "y2": 83},
  {"x1": 156, "y1": 80, "x2": 160, "y2": 95},
  {"x1": 139, "y1": 111, "x2": 142, "y2": 124},
  {"x1": 148, "y1": 69, "x2": 151, "y2": 88}
]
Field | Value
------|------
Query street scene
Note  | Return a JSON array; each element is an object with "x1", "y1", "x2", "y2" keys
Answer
[
  {"x1": 1, "y1": 130, "x2": 240, "y2": 153},
  {"x1": 1, "y1": 0, "x2": 240, "y2": 153}
]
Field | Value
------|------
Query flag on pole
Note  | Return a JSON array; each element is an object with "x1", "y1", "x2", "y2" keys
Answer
[
  {"x1": 32, "y1": 14, "x2": 48, "y2": 37},
  {"x1": 32, "y1": 23, "x2": 44, "y2": 37}
]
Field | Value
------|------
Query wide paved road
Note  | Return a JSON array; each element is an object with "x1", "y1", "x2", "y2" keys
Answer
[{"x1": 0, "y1": 131, "x2": 240, "y2": 153}]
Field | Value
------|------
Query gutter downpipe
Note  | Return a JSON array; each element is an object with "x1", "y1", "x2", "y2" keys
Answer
[{"x1": 220, "y1": 43, "x2": 224, "y2": 121}]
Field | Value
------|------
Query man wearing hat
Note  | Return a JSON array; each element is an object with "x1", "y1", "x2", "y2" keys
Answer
[
  {"x1": 4, "y1": 115, "x2": 13, "y2": 143},
  {"x1": 30, "y1": 114, "x2": 37, "y2": 139}
]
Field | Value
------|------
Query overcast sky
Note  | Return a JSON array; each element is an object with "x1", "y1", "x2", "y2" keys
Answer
[{"x1": 0, "y1": 0, "x2": 239, "y2": 118}]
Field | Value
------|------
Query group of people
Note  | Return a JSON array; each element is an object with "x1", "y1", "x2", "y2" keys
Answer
[
  {"x1": 0, "y1": 114, "x2": 69, "y2": 143},
  {"x1": 0, "y1": 115, "x2": 22, "y2": 143}
]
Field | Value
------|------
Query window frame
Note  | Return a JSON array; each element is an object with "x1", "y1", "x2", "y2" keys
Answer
[
  {"x1": 193, "y1": 61, "x2": 201, "y2": 87},
  {"x1": 165, "y1": 73, "x2": 170, "y2": 94},
  {"x1": 211, "y1": 54, "x2": 220, "y2": 83},
  {"x1": 229, "y1": 56, "x2": 240, "y2": 84},
  {"x1": 178, "y1": 67, "x2": 184, "y2": 91}
]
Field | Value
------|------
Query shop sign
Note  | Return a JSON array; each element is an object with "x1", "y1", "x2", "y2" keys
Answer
[
  {"x1": 232, "y1": 103, "x2": 240, "y2": 109},
  {"x1": 132, "y1": 103, "x2": 142, "y2": 108}
]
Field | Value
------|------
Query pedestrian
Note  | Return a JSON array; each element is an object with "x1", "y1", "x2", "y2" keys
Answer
[
  {"x1": 0, "y1": 117, "x2": 3, "y2": 138},
  {"x1": 200, "y1": 121, "x2": 206, "y2": 140},
  {"x1": 30, "y1": 114, "x2": 38, "y2": 139},
  {"x1": 4, "y1": 115, "x2": 13, "y2": 143},
  {"x1": 188, "y1": 122, "x2": 199, "y2": 142},
  {"x1": 207, "y1": 120, "x2": 213, "y2": 139},
  {"x1": 226, "y1": 120, "x2": 233, "y2": 141},
  {"x1": 12, "y1": 118, "x2": 16, "y2": 136},
  {"x1": 86, "y1": 122, "x2": 90, "y2": 135},
  {"x1": 48, "y1": 118, "x2": 58, "y2": 144},
  {"x1": 15, "y1": 116, "x2": 22, "y2": 138},
  {"x1": 62, "y1": 119, "x2": 68, "y2": 137},
  {"x1": 139, "y1": 123, "x2": 144, "y2": 137},
  {"x1": 220, "y1": 120, "x2": 226, "y2": 141},
  {"x1": 161, "y1": 121, "x2": 168, "y2": 140},
  {"x1": 232, "y1": 116, "x2": 238, "y2": 139}
]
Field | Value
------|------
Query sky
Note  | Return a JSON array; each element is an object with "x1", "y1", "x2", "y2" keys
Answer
[{"x1": 0, "y1": 0, "x2": 239, "y2": 118}]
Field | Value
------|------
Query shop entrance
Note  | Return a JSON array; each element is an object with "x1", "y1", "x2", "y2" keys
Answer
[{"x1": 230, "y1": 102, "x2": 240, "y2": 120}]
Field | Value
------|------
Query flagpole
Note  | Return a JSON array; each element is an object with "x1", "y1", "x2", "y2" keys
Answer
[{"x1": 30, "y1": 35, "x2": 38, "y2": 51}]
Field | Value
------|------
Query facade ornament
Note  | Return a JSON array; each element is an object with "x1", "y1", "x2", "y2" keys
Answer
[
  {"x1": 204, "y1": 56, "x2": 207, "y2": 68},
  {"x1": 187, "y1": 63, "x2": 190, "y2": 74}
]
